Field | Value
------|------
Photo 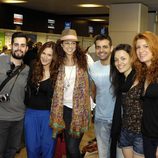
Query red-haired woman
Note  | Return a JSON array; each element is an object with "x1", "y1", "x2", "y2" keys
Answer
[{"x1": 132, "y1": 31, "x2": 158, "y2": 158}]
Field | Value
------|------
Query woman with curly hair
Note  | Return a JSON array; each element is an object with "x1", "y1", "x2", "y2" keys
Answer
[
  {"x1": 50, "y1": 29, "x2": 91, "y2": 158},
  {"x1": 132, "y1": 31, "x2": 158, "y2": 158},
  {"x1": 24, "y1": 41, "x2": 58, "y2": 158}
]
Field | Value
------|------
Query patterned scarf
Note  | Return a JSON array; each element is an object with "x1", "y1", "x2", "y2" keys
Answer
[{"x1": 50, "y1": 65, "x2": 91, "y2": 138}]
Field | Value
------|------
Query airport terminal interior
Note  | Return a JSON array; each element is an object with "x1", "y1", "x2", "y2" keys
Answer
[{"x1": 1, "y1": 0, "x2": 158, "y2": 158}]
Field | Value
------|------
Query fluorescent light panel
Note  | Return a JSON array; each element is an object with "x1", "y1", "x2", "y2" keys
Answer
[
  {"x1": 2, "y1": 0, "x2": 27, "y2": 3},
  {"x1": 89, "y1": 19, "x2": 106, "y2": 22},
  {"x1": 78, "y1": 4, "x2": 104, "y2": 8}
]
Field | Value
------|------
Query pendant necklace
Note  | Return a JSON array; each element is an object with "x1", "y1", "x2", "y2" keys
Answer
[{"x1": 64, "y1": 66, "x2": 74, "y2": 91}]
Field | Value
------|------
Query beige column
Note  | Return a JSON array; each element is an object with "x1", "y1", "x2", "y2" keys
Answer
[
  {"x1": 109, "y1": 3, "x2": 148, "y2": 46},
  {"x1": 148, "y1": 12, "x2": 158, "y2": 34}
]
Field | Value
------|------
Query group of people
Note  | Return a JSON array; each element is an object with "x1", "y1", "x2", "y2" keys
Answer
[
  {"x1": 110, "y1": 31, "x2": 158, "y2": 158},
  {"x1": 0, "y1": 29, "x2": 91, "y2": 158},
  {"x1": 0, "y1": 29, "x2": 158, "y2": 158}
]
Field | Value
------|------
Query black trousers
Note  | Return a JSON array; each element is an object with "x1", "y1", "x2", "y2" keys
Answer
[
  {"x1": 143, "y1": 135, "x2": 158, "y2": 158},
  {"x1": 0, "y1": 119, "x2": 23, "y2": 158},
  {"x1": 63, "y1": 106, "x2": 83, "y2": 158}
]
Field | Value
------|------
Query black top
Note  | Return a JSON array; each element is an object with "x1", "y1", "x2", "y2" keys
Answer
[
  {"x1": 142, "y1": 83, "x2": 158, "y2": 138},
  {"x1": 27, "y1": 78, "x2": 53, "y2": 110},
  {"x1": 122, "y1": 84, "x2": 143, "y2": 133}
]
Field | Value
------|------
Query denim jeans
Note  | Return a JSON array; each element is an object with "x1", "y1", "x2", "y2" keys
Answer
[
  {"x1": 0, "y1": 119, "x2": 23, "y2": 158},
  {"x1": 63, "y1": 106, "x2": 83, "y2": 158},
  {"x1": 94, "y1": 119, "x2": 112, "y2": 158},
  {"x1": 119, "y1": 128, "x2": 144, "y2": 155}
]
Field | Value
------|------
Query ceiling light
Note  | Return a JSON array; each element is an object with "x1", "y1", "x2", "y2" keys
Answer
[
  {"x1": 78, "y1": 4, "x2": 104, "y2": 8},
  {"x1": 89, "y1": 19, "x2": 106, "y2": 22},
  {"x1": 1, "y1": 0, "x2": 27, "y2": 3}
]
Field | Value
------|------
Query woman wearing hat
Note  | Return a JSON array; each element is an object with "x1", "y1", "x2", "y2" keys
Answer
[{"x1": 50, "y1": 29, "x2": 91, "y2": 158}]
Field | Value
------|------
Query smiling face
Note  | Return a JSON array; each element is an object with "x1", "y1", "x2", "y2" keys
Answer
[
  {"x1": 95, "y1": 39, "x2": 112, "y2": 63},
  {"x1": 40, "y1": 47, "x2": 53, "y2": 67},
  {"x1": 136, "y1": 39, "x2": 153, "y2": 67},
  {"x1": 114, "y1": 50, "x2": 132, "y2": 77},
  {"x1": 61, "y1": 40, "x2": 77, "y2": 57},
  {"x1": 11, "y1": 37, "x2": 28, "y2": 60}
]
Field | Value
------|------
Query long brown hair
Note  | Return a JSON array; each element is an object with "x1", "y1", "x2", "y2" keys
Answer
[
  {"x1": 55, "y1": 39, "x2": 88, "y2": 71},
  {"x1": 31, "y1": 41, "x2": 58, "y2": 87},
  {"x1": 132, "y1": 31, "x2": 158, "y2": 83}
]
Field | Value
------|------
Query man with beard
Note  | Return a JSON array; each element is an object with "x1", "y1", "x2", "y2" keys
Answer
[
  {"x1": 0, "y1": 32, "x2": 29, "y2": 158},
  {"x1": 89, "y1": 34, "x2": 115, "y2": 158}
]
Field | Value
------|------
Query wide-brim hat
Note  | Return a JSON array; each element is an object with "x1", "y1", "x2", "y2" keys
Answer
[{"x1": 60, "y1": 29, "x2": 78, "y2": 41}]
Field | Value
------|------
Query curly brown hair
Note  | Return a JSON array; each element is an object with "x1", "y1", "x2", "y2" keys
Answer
[
  {"x1": 31, "y1": 41, "x2": 58, "y2": 88},
  {"x1": 55, "y1": 39, "x2": 88, "y2": 71},
  {"x1": 132, "y1": 31, "x2": 158, "y2": 83}
]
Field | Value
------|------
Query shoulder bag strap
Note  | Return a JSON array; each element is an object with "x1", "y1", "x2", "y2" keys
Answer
[{"x1": 0, "y1": 64, "x2": 25, "y2": 92}]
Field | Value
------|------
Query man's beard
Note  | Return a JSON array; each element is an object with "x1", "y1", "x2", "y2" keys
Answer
[{"x1": 11, "y1": 50, "x2": 25, "y2": 60}]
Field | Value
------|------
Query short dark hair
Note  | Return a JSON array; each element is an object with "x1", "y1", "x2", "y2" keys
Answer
[
  {"x1": 2, "y1": 45, "x2": 8, "y2": 52},
  {"x1": 94, "y1": 34, "x2": 112, "y2": 46},
  {"x1": 11, "y1": 32, "x2": 28, "y2": 44},
  {"x1": 113, "y1": 44, "x2": 132, "y2": 56}
]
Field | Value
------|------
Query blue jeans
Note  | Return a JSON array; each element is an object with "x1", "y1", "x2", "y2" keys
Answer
[
  {"x1": 143, "y1": 135, "x2": 158, "y2": 158},
  {"x1": 24, "y1": 109, "x2": 56, "y2": 158},
  {"x1": 119, "y1": 128, "x2": 144, "y2": 155},
  {"x1": 94, "y1": 119, "x2": 111, "y2": 158},
  {"x1": 0, "y1": 119, "x2": 23, "y2": 158}
]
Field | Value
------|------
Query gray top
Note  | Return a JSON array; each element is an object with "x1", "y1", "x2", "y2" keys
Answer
[{"x1": 0, "y1": 55, "x2": 29, "y2": 121}]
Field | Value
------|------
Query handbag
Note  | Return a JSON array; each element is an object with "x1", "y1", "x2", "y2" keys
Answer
[
  {"x1": 54, "y1": 133, "x2": 66, "y2": 158},
  {"x1": 82, "y1": 140, "x2": 98, "y2": 154}
]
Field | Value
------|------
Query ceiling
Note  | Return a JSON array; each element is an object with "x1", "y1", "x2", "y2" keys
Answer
[
  {"x1": 11, "y1": 0, "x2": 158, "y2": 14},
  {"x1": 3, "y1": 0, "x2": 158, "y2": 23}
]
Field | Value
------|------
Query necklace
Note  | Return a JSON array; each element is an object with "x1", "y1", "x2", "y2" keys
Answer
[{"x1": 64, "y1": 66, "x2": 74, "y2": 91}]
